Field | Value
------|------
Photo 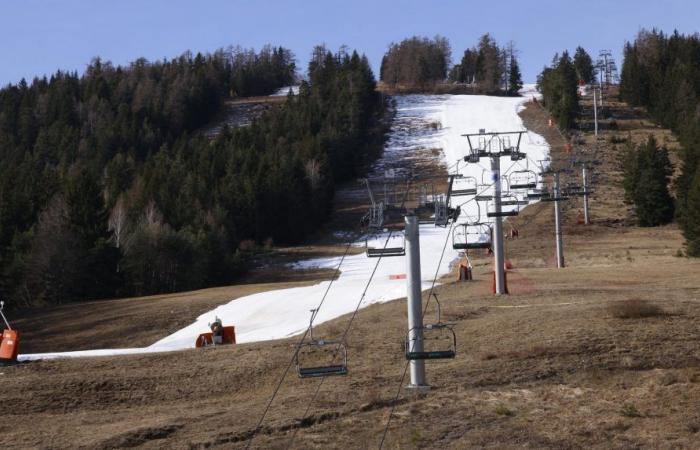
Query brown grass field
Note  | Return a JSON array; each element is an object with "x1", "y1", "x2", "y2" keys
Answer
[{"x1": 1, "y1": 90, "x2": 699, "y2": 450}]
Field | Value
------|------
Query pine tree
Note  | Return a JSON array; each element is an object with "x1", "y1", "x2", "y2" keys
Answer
[
  {"x1": 633, "y1": 137, "x2": 675, "y2": 227},
  {"x1": 508, "y1": 55, "x2": 523, "y2": 95},
  {"x1": 573, "y1": 46, "x2": 595, "y2": 84}
]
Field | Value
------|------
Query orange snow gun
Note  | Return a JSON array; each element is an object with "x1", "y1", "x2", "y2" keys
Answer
[
  {"x1": 0, "y1": 301, "x2": 19, "y2": 363},
  {"x1": 195, "y1": 326, "x2": 236, "y2": 348}
]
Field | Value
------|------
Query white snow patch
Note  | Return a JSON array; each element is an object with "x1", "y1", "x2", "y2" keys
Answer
[{"x1": 270, "y1": 86, "x2": 299, "y2": 96}]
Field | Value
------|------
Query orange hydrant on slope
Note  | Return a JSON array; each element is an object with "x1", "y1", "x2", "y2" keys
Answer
[
  {"x1": 458, "y1": 260, "x2": 473, "y2": 281},
  {"x1": 0, "y1": 301, "x2": 19, "y2": 363}
]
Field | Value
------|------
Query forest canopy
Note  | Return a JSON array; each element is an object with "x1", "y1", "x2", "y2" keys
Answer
[{"x1": 0, "y1": 45, "x2": 385, "y2": 307}]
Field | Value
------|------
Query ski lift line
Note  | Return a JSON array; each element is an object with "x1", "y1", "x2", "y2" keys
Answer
[
  {"x1": 378, "y1": 217, "x2": 456, "y2": 450},
  {"x1": 245, "y1": 228, "x2": 363, "y2": 449},
  {"x1": 283, "y1": 179, "x2": 415, "y2": 449},
  {"x1": 250, "y1": 177, "x2": 413, "y2": 444}
]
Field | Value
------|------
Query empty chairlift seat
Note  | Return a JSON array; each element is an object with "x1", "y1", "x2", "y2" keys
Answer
[
  {"x1": 450, "y1": 176, "x2": 478, "y2": 197},
  {"x1": 452, "y1": 223, "x2": 492, "y2": 250},
  {"x1": 296, "y1": 309, "x2": 348, "y2": 378},
  {"x1": 405, "y1": 294, "x2": 456, "y2": 360},
  {"x1": 487, "y1": 194, "x2": 521, "y2": 217},
  {"x1": 366, "y1": 232, "x2": 405, "y2": 257},
  {"x1": 508, "y1": 170, "x2": 538, "y2": 190}
]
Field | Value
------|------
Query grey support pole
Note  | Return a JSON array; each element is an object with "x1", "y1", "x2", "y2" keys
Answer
[
  {"x1": 491, "y1": 156, "x2": 506, "y2": 294},
  {"x1": 593, "y1": 87, "x2": 598, "y2": 137},
  {"x1": 554, "y1": 173, "x2": 565, "y2": 268},
  {"x1": 405, "y1": 214, "x2": 428, "y2": 389},
  {"x1": 582, "y1": 166, "x2": 590, "y2": 225}
]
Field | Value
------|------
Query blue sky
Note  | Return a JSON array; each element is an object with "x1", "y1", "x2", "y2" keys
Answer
[{"x1": 1, "y1": 0, "x2": 698, "y2": 86}]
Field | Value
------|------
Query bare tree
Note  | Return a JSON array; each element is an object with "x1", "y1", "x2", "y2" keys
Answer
[
  {"x1": 108, "y1": 195, "x2": 128, "y2": 249},
  {"x1": 304, "y1": 159, "x2": 322, "y2": 190}
]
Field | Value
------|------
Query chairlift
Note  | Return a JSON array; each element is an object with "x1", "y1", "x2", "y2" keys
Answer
[
  {"x1": 487, "y1": 194, "x2": 520, "y2": 217},
  {"x1": 452, "y1": 223, "x2": 492, "y2": 250},
  {"x1": 418, "y1": 183, "x2": 436, "y2": 209},
  {"x1": 366, "y1": 231, "x2": 405, "y2": 258},
  {"x1": 508, "y1": 170, "x2": 538, "y2": 190},
  {"x1": 295, "y1": 309, "x2": 348, "y2": 378},
  {"x1": 451, "y1": 175, "x2": 477, "y2": 197},
  {"x1": 362, "y1": 202, "x2": 385, "y2": 231},
  {"x1": 405, "y1": 294, "x2": 456, "y2": 360},
  {"x1": 501, "y1": 192, "x2": 529, "y2": 207},
  {"x1": 434, "y1": 194, "x2": 449, "y2": 227}
]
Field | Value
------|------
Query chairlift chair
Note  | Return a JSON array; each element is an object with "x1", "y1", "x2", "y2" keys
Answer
[
  {"x1": 452, "y1": 223, "x2": 492, "y2": 250},
  {"x1": 405, "y1": 294, "x2": 456, "y2": 360},
  {"x1": 450, "y1": 176, "x2": 477, "y2": 197},
  {"x1": 486, "y1": 194, "x2": 520, "y2": 217},
  {"x1": 295, "y1": 309, "x2": 348, "y2": 378},
  {"x1": 366, "y1": 231, "x2": 405, "y2": 257},
  {"x1": 434, "y1": 194, "x2": 449, "y2": 227},
  {"x1": 508, "y1": 170, "x2": 538, "y2": 190}
]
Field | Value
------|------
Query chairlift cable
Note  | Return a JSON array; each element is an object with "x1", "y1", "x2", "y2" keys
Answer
[
  {"x1": 283, "y1": 178, "x2": 414, "y2": 449},
  {"x1": 245, "y1": 227, "x2": 363, "y2": 449},
  {"x1": 378, "y1": 217, "x2": 456, "y2": 450}
]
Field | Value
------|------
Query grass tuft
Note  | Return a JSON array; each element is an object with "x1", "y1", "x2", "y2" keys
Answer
[
  {"x1": 494, "y1": 404, "x2": 516, "y2": 417},
  {"x1": 607, "y1": 299, "x2": 665, "y2": 319},
  {"x1": 620, "y1": 403, "x2": 643, "y2": 418}
]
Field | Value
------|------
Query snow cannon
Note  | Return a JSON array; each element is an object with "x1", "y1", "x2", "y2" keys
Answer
[
  {"x1": 195, "y1": 317, "x2": 236, "y2": 348},
  {"x1": 0, "y1": 301, "x2": 19, "y2": 364}
]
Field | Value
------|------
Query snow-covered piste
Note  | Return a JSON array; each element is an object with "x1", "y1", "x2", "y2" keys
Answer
[{"x1": 19, "y1": 86, "x2": 548, "y2": 361}]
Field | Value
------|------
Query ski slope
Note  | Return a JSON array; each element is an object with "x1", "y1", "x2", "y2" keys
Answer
[{"x1": 19, "y1": 86, "x2": 548, "y2": 361}]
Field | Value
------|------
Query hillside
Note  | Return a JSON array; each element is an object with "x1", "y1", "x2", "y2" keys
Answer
[{"x1": 2, "y1": 87, "x2": 699, "y2": 449}]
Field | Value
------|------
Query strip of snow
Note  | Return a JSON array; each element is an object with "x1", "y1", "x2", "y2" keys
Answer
[
  {"x1": 19, "y1": 86, "x2": 548, "y2": 361},
  {"x1": 270, "y1": 85, "x2": 299, "y2": 96}
]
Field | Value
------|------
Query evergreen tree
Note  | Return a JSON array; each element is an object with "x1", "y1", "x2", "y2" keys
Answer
[
  {"x1": 475, "y1": 34, "x2": 501, "y2": 93},
  {"x1": 573, "y1": 46, "x2": 595, "y2": 84},
  {"x1": 619, "y1": 28, "x2": 700, "y2": 252},
  {"x1": 508, "y1": 55, "x2": 523, "y2": 95},
  {"x1": 628, "y1": 137, "x2": 675, "y2": 227},
  {"x1": 537, "y1": 50, "x2": 579, "y2": 129}
]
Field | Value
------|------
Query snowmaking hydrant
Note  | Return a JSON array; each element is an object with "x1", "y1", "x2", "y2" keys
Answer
[
  {"x1": 0, "y1": 301, "x2": 20, "y2": 364},
  {"x1": 195, "y1": 316, "x2": 236, "y2": 348}
]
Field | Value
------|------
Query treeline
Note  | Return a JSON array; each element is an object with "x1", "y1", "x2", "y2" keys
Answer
[
  {"x1": 619, "y1": 29, "x2": 700, "y2": 255},
  {"x1": 0, "y1": 45, "x2": 383, "y2": 307},
  {"x1": 448, "y1": 34, "x2": 522, "y2": 95},
  {"x1": 380, "y1": 36, "x2": 451, "y2": 89},
  {"x1": 537, "y1": 47, "x2": 596, "y2": 129},
  {"x1": 379, "y1": 34, "x2": 522, "y2": 95},
  {"x1": 621, "y1": 136, "x2": 675, "y2": 227}
]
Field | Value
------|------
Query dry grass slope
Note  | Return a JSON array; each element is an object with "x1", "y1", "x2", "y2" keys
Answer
[{"x1": 1, "y1": 91, "x2": 699, "y2": 449}]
